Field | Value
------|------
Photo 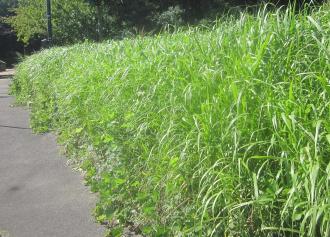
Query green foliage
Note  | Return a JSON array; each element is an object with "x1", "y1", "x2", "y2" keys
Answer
[
  {"x1": 6, "y1": 0, "x2": 97, "y2": 44},
  {"x1": 154, "y1": 5, "x2": 185, "y2": 28},
  {"x1": 11, "y1": 3, "x2": 330, "y2": 236},
  {"x1": 5, "y1": 0, "x2": 45, "y2": 43},
  {"x1": 4, "y1": 0, "x2": 324, "y2": 45}
]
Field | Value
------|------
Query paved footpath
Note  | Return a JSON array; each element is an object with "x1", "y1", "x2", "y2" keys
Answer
[{"x1": 0, "y1": 70, "x2": 105, "y2": 237}]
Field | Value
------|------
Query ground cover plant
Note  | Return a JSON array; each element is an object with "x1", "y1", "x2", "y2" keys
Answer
[{"x1": 11, "y1": 2, "x2": 330, "y2": 236}]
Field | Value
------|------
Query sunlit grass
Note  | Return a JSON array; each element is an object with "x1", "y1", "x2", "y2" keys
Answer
[{"x1": 11, "y1": 3, "x2": 330, "y2": 236}]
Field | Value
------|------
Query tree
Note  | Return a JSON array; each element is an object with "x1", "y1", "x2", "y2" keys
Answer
[
  {"x1": 0, "y1": 0, "x2": 22, "y2": 66},
  {"x1": 6, "y1": 0, "x2": 98, "y2": 44}
]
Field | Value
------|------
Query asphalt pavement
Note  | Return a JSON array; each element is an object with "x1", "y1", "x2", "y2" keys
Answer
[{"x1": 0, "y1": 70, "x2": 105, "y2": 237}]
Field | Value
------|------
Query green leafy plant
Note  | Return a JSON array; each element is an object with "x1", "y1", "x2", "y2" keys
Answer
[{"x1": 11, "y1": 2, "x2": 330, "y2": 236}]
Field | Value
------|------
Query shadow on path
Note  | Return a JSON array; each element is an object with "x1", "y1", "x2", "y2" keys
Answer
[
  {"x1": 0, "y1": 75, "x2": 10, "y2": 80},
  {"x1": 0, "y1": 124, "x2": 31, "y2": 130},
  {"x1": 0, "y1": 69, "x2": 15, "y2": 79},
  {"x1": 0, "y1": 68, "x2": 105, "y2": 237}
]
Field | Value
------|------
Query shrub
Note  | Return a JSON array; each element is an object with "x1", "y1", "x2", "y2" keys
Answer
[
  {"x1": 11, "y1": 3, "x2": 330, "y2": 236},
  {"x1": 154, "y1": 5, "x2": 184, "y2": 28}
]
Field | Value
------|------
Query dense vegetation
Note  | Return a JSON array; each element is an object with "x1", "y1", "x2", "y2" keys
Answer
[
  {"x1": 11, "y1": 2, "x2": 330, "y2": 237},
  {"x1": 5, "y1": 0, "x2": 324, "y2": 45},
  {"x1": 4, "y1": 0, "x2": 97, "y2": 44},
  {"x1": 1, "y1": 0, "x2": 324, "y2": 65},
  {"x1": 0, "y1": 0, "x2": 22, "y2": 66}
]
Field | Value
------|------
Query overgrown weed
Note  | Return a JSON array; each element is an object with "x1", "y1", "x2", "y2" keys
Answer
[{"x1": 11, "y1": 3, "x2": 330, "y2": 236}]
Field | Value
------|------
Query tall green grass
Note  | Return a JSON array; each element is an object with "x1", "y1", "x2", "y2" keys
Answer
[{"x1": 11, "y1": 3, "x2": 330, "y2": 236}]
